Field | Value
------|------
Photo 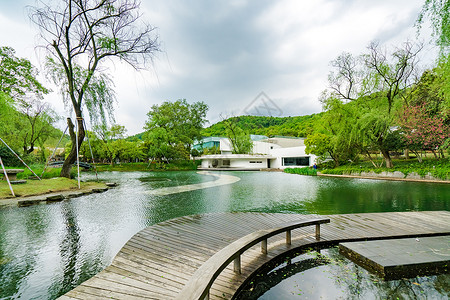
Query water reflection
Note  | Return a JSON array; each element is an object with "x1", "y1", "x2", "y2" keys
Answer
[
  {"x1": 0, "y1": 171, "x2": 448, "y2": 299},
  {"x1": 236, "y1": 247, "x2": 450, "y2": 299}
]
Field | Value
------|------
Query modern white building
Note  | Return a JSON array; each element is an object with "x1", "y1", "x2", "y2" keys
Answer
[{"x1": 198, "y1": 136, "x2": 317, "y2": 170}]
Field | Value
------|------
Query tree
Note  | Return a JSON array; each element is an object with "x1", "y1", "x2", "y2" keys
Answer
[
  {"x1": 30, "y1": 0, "x2": 160, "y2": 177},
  {"x1": 417, "y1": 1, "x2": 450, "y2": 113},
  {"x1": 0, "y1": 46, "x2": 55, "y2": 157},
  {"x1": 305, "y1": 133, "x2": 334, "y2": 164},
  {"x1": 363, "y1": 41, "x2": 423, "y2": 113},
  {"x1": 417, "y1": 0, "x2": 450, "y2": 50},
  {"x1": 16, "y1": 97, "x2": 59, "y2": 155},
  {"x1": 306, "y1": 97, "x2": 360, "y2": 166},
  {"x1": 325, "y1": 40, "x2": 423, "y2": 167},
  {"x1": 144, "y1": 99, "x2": 208, "y2": 161},
  {"x1": 93, "y1": 123, "x2": 126, "y2": 165},
  {"x1": 398, "y1": 104, "x2": 449, "y2": 160},
  {"x1": 222, "y1": 117, "x2": 253, "y2": 154},
  {"x1": 0, "y1": 46, "x2": 49, "y2": 101}
]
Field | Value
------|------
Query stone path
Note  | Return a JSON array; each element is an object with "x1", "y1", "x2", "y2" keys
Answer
[{"x1": 144, "y1": 171, "x2": 241, "y2": 196}]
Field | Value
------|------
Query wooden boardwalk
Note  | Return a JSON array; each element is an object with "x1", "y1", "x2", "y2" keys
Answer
[{"x1": 59, "y1": 211, "x2": 450, "y2": 300}]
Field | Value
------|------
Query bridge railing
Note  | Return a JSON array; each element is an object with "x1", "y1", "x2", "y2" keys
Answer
[{"x1": 175, "y1": 217, "x2": 330, "y2": 300}]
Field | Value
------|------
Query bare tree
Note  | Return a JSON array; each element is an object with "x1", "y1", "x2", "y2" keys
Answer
[
  {"x1": 327, "y1": 52, "x2": 367, "y2": 101},
  {"x1": 363, "y1": 40, "x2": 423, "y2": 113},
  {"x1": 30, "y1": 0, "x2": 159, "y2": 177}
]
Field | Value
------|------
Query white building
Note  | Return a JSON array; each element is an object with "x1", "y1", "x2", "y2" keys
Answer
[{"x1": 199, "y1": 136, "x2": 317, "y2": 170}]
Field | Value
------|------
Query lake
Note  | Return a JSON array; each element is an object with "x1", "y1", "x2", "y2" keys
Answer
[{"x1": 0, "y1": 171, "x2": 448, "y2": 299}]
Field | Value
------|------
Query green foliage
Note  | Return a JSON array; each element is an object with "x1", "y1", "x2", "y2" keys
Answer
[
  {"x1": 0, "y1": 46, "x2": 49, "y2": 100},
  {"x1": 305, "y1": 133, "x2": 332, "y2": 162},
  {"x1": 0, "y1": 146, "x2": 20, "y2": 166},
  {"x1": 45, "y1": 57, "x2": 116, "y2": 126},
  {"x1": 284, "y1": 167, "x2": 317, "y2": 176},
  {"x1": 144, "y1": 99, "x2": 208, "y2": 161},
  {"x1": 95, "y1": 161, "x2": 198, "y2": 172},
  {"x1": 417, "y1": 0, "x2": 450, "y2": 50},
  {"x1": 221, "y1": 118, "x2": 253, "y2": 154}
]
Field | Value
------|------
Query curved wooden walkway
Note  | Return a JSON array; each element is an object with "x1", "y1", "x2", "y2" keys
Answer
[{"x1": 59, "y1": 211, "x2": 450, "y2": 300}]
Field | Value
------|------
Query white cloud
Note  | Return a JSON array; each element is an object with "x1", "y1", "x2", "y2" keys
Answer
[{"x1": 0, "y1": 0, "x2": 437, "y2": 135}]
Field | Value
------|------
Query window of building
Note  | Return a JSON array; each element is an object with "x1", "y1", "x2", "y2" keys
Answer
[
  {"x1": 249, "y1": 161, "x2": 263, "y2": 164},
  {"x1": 222, "y1": 160, "x2": 230, "y2": 166},
  {"x1": 282, "y1": 157, "x2": 310, "y2": 166}
]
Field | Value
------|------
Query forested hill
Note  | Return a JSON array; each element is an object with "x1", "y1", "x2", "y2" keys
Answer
[{"x1": 201, "y1": 114, "x2": 324, "y2": 137}]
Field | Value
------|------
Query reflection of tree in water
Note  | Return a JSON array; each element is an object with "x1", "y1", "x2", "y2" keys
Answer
[
  {"x1": 0, "y1": 208, "x2": 45, "y2": 298},
  {"x1": 325, "y1": 247, "x2": 449, "y2": 299},
  {"x1": 49, "y1": 202, "x2": 106, "y2": 298}
]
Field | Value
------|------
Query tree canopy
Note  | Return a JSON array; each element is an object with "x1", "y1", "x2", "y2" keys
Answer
[{"x1": 144, "y1": 99, "x2": 208, "y2": 162}]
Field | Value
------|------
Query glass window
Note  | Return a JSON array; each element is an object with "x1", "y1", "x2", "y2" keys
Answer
[{"x1": 282, "y1": 157, "x2": 310, "y2": 166}]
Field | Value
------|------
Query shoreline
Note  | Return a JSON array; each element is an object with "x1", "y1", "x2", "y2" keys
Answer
[
  {"x1": 317, "y1": 172, "x2": 450, "y2": 184},
  {"x1": 0, "y1": 183, "x2": 114, "y2": 207}
]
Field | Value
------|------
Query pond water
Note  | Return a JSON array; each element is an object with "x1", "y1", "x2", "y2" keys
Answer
[
  {"x1": 0, "y1": 171, "x2": 448, "y2": 299},
  {"x1": 235, "y1": 247, "x2": 450, "y2": 299}
]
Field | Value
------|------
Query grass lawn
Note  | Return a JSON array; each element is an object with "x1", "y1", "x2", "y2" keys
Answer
[{"x1": 0, "y1": 177, "x2": 105, "y2": 198}]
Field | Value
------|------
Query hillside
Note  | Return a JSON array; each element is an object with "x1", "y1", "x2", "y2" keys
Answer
[{"x1": 201, "y1": 114, "x2": 323, "y2": 137}]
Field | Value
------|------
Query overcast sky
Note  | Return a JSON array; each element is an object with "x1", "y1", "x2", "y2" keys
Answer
[{"x1": 0, "y1": 0, "x2": 437, "y2": 135}]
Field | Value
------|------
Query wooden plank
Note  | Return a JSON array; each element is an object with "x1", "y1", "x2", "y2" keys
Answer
[{"x1": 175, "y1": 218, "x2": 330, "y2": 300}]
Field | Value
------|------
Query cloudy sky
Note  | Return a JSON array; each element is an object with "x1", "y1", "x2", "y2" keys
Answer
[{"x1": 0, "y1": 0, "x2": 436, "y2": 135}]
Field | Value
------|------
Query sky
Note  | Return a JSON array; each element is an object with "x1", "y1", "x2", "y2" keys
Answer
[{"x1": 0, "y1": 0, "x2": 437, "y2": 135}]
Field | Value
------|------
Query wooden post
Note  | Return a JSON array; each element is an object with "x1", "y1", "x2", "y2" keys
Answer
[
  {"x1": 234, "y1": 255, "x2": 241, "y2": 274},
  {"x1": 261, "y1": 239, "x2": 268, "y2": 254},
  {"x1": 75, "y1": 119, "x2": 81, "y2": 189},
  {"x1": 315, "y1": 224, "x2": 320, "y2": 240},
  {"x1": 0, "y1": 157, "x2": 14, "y2": 197},
  {"x1": 286, "y1": 230, "x2": 292, "y2": 245}
]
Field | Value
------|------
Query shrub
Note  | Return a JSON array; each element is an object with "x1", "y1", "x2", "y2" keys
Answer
[{"x1": 284, "y1": 167, "x2": 317, "y2": 176}]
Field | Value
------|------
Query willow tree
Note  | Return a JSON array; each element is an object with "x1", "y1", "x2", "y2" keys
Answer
[
  {"x1": 30, "y1": 0, "x2": 159, "y2": 177},
  {"x1": 325, "y1": 41, "x2": 423, "y2": 168}
]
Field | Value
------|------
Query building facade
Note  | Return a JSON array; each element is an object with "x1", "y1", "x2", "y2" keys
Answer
[{"x1": 197, "y1": 136, "x2": 317, "y2": 170}]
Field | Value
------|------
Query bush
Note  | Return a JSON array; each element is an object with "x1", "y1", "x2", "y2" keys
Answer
[
  {"x1": 0, "y1": 146, "x2": 21, "y2": 166},
  {"x1": 284, "y1": 167, "x2": 317, "y2": 176}
]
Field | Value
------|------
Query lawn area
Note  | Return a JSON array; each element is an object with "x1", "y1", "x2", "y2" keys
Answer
[{"x1": 0, "y1": 177, "x2": 105, "y2": 198}]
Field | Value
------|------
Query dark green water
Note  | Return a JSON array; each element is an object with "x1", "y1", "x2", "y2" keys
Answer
[
  {"x1": 235, "y1": 247, "x2": 450, "y2": 299},
  {"x1": 0, "y1": 171, "x2": 448, "y2": 299}
]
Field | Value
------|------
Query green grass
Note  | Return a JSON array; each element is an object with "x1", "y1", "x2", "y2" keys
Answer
[{"x1": 0, "y1": 177, "x2": 105, "y2": 198}]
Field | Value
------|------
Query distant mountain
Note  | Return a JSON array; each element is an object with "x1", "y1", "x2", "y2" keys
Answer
[
  {"x1": 130, "y1": 114, "x2": 324, "y2": 139},
  {"x1": 201, "y1": 114, "x2": 324, "y2": 137}
]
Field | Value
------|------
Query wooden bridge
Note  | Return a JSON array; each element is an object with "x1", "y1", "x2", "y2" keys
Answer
[{"x1": 59, "y1": 211, "x2": 450, "y2": 300}]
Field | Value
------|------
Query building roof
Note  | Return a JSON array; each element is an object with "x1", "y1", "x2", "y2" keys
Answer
[
  {"x1": 262, "y1": 137, "x2": 305, "y2": 148},
  {"x1": 200, "y1": 154, "x2": 275, "y2": 159}
]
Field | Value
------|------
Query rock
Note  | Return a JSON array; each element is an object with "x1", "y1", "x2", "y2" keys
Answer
[{"x1": 46, "y1": 194, "x2": 65, "y2": 202}]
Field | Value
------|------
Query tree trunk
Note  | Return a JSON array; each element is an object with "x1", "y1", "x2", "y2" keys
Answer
[
  {"x1": 381, "y1": 149, "x2": 393, "y2": 168},
  {"x1": 404, "y1": 148, "x2": 410, "y2": 160},
  {"x1": 60, "y1": 117, "x2": 85, "y2": 178},
  {"x1": 365, "y1": 151, "x2": 378, "y2": 168},
  {"x1": 431, "y1": 150, "x2": 439, "y2": 160}
]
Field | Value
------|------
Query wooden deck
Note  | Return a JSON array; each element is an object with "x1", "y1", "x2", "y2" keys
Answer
[{"x1": 59, "y1": 211, "x2": 450, "y2": 300}]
